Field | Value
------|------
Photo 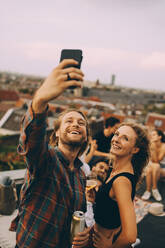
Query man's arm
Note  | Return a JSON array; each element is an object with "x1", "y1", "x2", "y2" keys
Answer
[
  {"x1": 32, "y1": 59, "x2": 84, "y2": 113},
  {"x1": 110, "y1": 178, "x2": 137, "y2": 248},
  {"x1": 18, "y1": 59, "x2": 84, "y2": 175}
]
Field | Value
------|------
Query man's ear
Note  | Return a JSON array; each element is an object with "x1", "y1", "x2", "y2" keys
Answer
[{"x1": 132, "y1": 147, "x2": 139, "y2": 154}]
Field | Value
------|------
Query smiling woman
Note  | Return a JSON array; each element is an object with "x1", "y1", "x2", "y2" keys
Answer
[
  {"x1": 82, "y1": 122, "x2": 150, "y2": 248},
  {"x1": 113, "y1": 122, "x2": 150, "y2": 183}
]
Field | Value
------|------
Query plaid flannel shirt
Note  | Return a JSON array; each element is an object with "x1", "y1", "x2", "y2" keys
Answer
[{"x1": 10, "y1": 104, "x2": 86, "y2": 248}]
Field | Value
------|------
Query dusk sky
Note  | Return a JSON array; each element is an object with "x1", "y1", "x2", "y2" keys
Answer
[{"x1": 1, "y1": 0, "x2": 165, "y2": 91}]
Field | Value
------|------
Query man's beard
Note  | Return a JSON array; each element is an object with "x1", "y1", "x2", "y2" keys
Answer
[{"x1": 60, "y1": 135, "x2": 85, "y2": 150}]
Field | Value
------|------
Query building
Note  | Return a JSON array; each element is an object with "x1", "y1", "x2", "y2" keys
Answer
[{"x1": 146, "y1": 113, "x2": 165, "y2": 131}]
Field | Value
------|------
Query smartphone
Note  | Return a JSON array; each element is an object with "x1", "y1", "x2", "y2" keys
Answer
[{"x1": 60, "y1": 49, "x2": 83, "y2": 89}]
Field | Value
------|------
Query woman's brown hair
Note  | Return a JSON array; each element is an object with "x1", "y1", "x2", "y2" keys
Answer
[
  {"x1": 49, "y1": 108, "x2": 90, "y2": 157},
  {"x1": 119, "y1": 122, "x2": 150, "y2": 183}
]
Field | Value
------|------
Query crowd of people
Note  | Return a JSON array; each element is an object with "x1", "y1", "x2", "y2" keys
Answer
[{"x1": 0, "y1": 59, "x2": 163, "y2": 247}]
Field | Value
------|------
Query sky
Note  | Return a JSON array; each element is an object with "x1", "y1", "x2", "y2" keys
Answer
[{"x1": 1, "y1": 0, "x2": 165, "y2": 91}]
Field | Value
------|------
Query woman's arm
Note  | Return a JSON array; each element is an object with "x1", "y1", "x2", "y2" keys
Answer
[
  {"x1": 150, "y1": 142, "x2": 159, "y2": 162},
  {"x1": 158, "y1": 144, "x2": 165, "y2": 162},
  {"x1": 110, "y1": 177, "x2": 137, "y2": 248},
  {"x1": 92, "y1": 177, "x2": 137, "y2": 248}
]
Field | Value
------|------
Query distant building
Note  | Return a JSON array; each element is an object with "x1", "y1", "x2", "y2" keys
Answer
[
  {"x1": 0, "y1": 89, "x2": 19, "y2": 101},
  {"x1": 111, "y1": 74, "x2": 116, "y2": 85},
  {"x1": 146, "y1": 113, "x2": 165, "y2": 131}
]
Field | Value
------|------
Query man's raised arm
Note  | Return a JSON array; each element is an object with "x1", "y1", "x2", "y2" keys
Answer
[{"x1": 32, "y1": 59, "x2": 84, "y2": 113}]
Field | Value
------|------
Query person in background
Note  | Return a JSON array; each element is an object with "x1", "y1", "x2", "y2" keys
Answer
[
  {"x1": 91, "y1": 157, "x2": 110, "y2": 187},
  {"x1": 92, "y1": 116, "x2": 120, "y2": 161},
  {"x1": 142, "y1": 129, "x2": 165, "y2": 201},
  {"x1": 10, "y1": 59, "x2": 92, "y2": 248},
  {"x1": 85, "y1": 158, "x2": 109, "y2": 228},
  {"x1": 83, "y1": 117, "x2": 120, "y2": 170},
  {"x1": 90, "y1": 122, "x2": 150, "y2": 248}
]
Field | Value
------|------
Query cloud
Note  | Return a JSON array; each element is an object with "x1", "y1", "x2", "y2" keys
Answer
[{"x1": 141, "y1": 52, "x2": 165, "y2": 69}]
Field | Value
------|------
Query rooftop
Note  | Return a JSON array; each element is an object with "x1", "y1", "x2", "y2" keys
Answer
[
  {"x1": 0, "y1": 169, "x2": 25, "y2": 248},
  {"x1": 0, "y1": 211, "x2": 17, "y2": 248}
]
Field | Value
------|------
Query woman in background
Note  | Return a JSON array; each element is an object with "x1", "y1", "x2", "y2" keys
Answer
[{"x1": 142, "y1": 129, "x2": 165, "y2": 201}]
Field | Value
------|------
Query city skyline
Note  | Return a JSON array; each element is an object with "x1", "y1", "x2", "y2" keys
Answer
[{"x1": 1, "y1": 0, "x2": 165, "y2": 91}]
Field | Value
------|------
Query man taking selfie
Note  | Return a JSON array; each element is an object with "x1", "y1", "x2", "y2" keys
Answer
[{"x1": 10, "y1": 59, "x2": 91, "y2": 248}]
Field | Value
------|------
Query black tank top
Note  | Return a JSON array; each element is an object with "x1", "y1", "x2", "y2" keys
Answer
[{"x1": 94, "y1": 172, "x2": 136, "y2": 229}]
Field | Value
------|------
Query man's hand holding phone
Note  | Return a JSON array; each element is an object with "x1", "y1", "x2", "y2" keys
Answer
[
  {"x1": 60, "y1": 49, "x2": 83, "y2": 89},
  {"x1": 32, "y1": 58, "x2": 84, "y2": 113}
]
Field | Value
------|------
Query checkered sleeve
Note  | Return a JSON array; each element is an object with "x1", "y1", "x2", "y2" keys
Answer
[{"x1": 17, "y1": 102, "x2": 50, "y2": 175}]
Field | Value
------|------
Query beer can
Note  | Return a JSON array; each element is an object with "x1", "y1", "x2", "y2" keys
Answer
[{"x1": 70, "y1": 211, "x2": 85, "y2": 242}]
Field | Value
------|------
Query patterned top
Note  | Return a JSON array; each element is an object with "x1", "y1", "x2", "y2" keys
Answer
[{"x1": 10, "y1": 104, "x2": 86, "y2": 248}]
